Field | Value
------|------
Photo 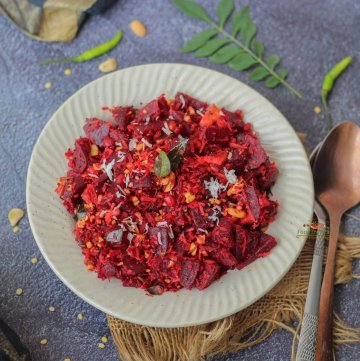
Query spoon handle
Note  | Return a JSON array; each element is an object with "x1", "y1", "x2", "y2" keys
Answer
[
  {"x1": 315, "y1": 211, "x2": 341, "y2": 361},
  {"x1": 296, "y1": 216, "x2": 325, "y2": 361}
]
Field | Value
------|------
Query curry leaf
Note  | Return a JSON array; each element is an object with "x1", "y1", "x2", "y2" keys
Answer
[
  {"x1": 252, "y1": 39, "x2": 265, "y2": 58},
  {"x1": 267, "y1": 54, "x2": 281, "y2": 70},
  {"x1": 181, "y1": 29, "x2": 218, "y2": 53},
  {"x1": 265, "y1": 76, "x2": 281, "y2": 88},
  {"x1": 217, "y1": 0, "x2": 234, "y2": 27},
  {"x1": 209, "y1": 45, "x2": 242, "y2": 64},
  {"x1": 231, "y1": 6, "x2": 250, "y2": 36},
  {"x1": 265, "y1": 68, "x2": 288, "y2": 88},
  {"x1": 249, "y1": 66, "x2": 270, "y2": 81},
  {"x1": 241, "y1": 19, "x2": 257, "y2": 46},
  {"x1": 173, "y1": 0, "x2": 212, "y2": 23},
  {"x1": 278, "y1": 69, "x2": 288, "y2": 79},
  {"x1": 229, "y1": 53, "x2": 257, "y2": 71},
  {"x1": 154, "y1": 151, "x2": 171, "y2": 178},
  {"x1": 195, "y1": 38, "x2": 229, "y2": 57}
]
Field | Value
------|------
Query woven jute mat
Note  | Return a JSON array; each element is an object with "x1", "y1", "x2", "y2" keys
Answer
[{"x1": 107, "y1": 234, "x2": 360, "y2": 361}]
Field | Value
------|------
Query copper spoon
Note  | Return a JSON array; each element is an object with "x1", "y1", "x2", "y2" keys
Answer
[{"x1": 313, "y1": 121, "x2": 360, "y2": 361}]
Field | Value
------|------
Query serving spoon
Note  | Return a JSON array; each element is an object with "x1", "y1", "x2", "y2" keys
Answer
[{"x1": 312, "y1": 122, "x2": 360, "y2": 361}]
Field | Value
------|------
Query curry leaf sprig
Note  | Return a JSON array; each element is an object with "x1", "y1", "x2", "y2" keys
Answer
[{"x1": 174, "y1": 0, "x2": 302, "y2": 98}]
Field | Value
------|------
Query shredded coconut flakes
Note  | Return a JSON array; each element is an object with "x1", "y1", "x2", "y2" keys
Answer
[
  {"x1": 156, "y1": 221, "x2": 168, "y2": 227},
  {"x1": 102, "y1": 158, "x2": 116, "y2": 181},
  {"x1": 129, "y1": 139, "x2": 138, "y2": 151},
  {"x1": 157, "y1": 232, "x2": 163, "y2": 246},
  {"x1": 117, "y1": 151, "x2": 126, "y2": 162},
  {"x1": 208, "y1": 205, "x2": 221, "y2": 225},
  {"x1": 168, "y1": 225, "x2": 174, "y2": 239},
  {"x1": 124, "y1": 173, "x2": 130, "y2": 188},
  {"x1": 203, "y1": 177, "x2": 226, "y2": 199},
  {"x1": 161, "y1": 121, "x2": 172, "y2": 135},
  {"x1": 224, "y1": 168, "x2": 237, "y2": 186},
  {"x1": 179, "y1": 94, "x2": 186, "y2": 109},
  {"x1": 141, "y1": 137, "x2": 152, "y2": 148}
]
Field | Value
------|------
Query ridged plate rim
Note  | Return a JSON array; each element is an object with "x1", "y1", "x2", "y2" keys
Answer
[{"x1": 26, "y1": 63, "x2": 314, "y2": 328}]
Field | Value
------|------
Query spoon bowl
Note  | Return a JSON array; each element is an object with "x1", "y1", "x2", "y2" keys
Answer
[{"x1": 313, "y1": 122, "x2": 360, "y2": 213}]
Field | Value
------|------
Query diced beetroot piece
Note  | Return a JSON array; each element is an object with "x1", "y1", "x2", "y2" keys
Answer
[
  {"x1": 237, "y1": 133, "x2": 268, "y2": 169},
  {"x1": 59, "y1": 176, "x2": 86, "y2": 202},
  {"x1": 111, "y1": 106, "x2": 134, "y2": 129},
  {"x1": 93, "y1": 173, "x2": 108, "y2": 189},
  {"x1": 222, "y1": 109, "x2": 244, "y2": 128},
  {"x1": 245, "y1": 185, "x2": 260, "y2": 220},
  {"x1": 191, "y1": 208, "x2": 211, "y2": 230},
  {"x1": 211, "y1": 248, "x2": 238, "y2": 267},
  {"x1": 205, "y1": 126, "x2": 231, "y2": 145},
  {"x1": 149, "y1": 227, "x2": 168, "y2": 255},
  {"x1": 195, "y1": 260, "x2": 220, "y2": 290},
  {"x1": 122, "y1": 257, "x2": 146, "y2": 276},
  {"x1": 259, "y1": 161, "x2": 279, "y2": 189},
  {"x1": 132, "y1": 176, "x2": 154, "y2": 189},
  {"x1": 170, "y1": 110, "x2": 186, "y2": 123},
  {"x1": 83, "y1": 118, "x2": 110, "y2": 146},
  {"x1": 173, "y1": 210, "x2": 187, "y2": 228},
  {"x1": 101, "y1": 264, "x2": 116, "y2": 279},
  {"x1": 175, "y1": 92, "x2": 208, "y2": 111},
  {"x1": 180, "y1": 259, "x2": 200, "y2": 289},
  {"x1": 229, "y1": 148, "x2": 248, "y2": 170},
  {"x1": 173, "y1": 238, "x2": 186, "y2": 255},
  {"x1": 234, "y1": 225, "x2": 249, "y2": 260},
  {"x1": 236, "y1": 233, "x2": 276, "y2": 270},
  {"x1": 254, "y1": 233, "x2": 277, "y2": 256},
  {"x1": 244, "y1": 231, "x2": 260, "y2": 255},
  {"x1": 134, "y1": 96, "x2": 164, "y2": 123},
  {"x1": 73, "y1": 139, "x2": 90, "y2": 173},
  {"x1": 211, "y1": 217, "x2": 234, "y2": 248},
  {"x1": 157, "y1": 94, "x2": 170, "y2": 113}
]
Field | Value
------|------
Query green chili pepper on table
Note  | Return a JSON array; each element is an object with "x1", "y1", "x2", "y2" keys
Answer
[
  {"x1": 321, "y1": 55, "x2": 352, "y2": 130},
  {"x1": 40, "y1": 30, "x2": 123, "y2": 65}
]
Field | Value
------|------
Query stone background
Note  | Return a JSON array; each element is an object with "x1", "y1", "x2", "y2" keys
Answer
[{"x1": 0, "y1": 0, "x2": 359, "y2": 360}]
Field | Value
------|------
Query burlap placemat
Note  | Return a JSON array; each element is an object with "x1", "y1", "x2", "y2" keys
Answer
[{"x1": 108, "y1": 234, "x2": 360, "y2": 361}]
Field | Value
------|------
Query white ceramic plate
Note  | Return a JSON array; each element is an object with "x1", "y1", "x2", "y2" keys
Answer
[{"x1": 27, "y1": 63, "x2": 314, "y2": 327}]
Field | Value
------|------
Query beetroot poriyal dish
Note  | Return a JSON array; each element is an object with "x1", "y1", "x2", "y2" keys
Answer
[{"x1": 55, "y1": 92, "x2": 279, "y2": 295}]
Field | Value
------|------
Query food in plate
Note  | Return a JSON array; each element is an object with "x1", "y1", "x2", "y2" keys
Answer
[{"x1": 55, "y1": 92, "x2": 279, "y2": 295}]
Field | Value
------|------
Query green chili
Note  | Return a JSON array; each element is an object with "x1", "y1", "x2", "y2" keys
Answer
[
  {"x1": 40, "y1": 30, "x2": 123, "y2": 65},
  {"x1": 321, "y1": 56, "x2": 352, "y2": 130}
]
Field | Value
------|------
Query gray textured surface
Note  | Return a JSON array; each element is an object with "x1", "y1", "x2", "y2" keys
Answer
[{"x1": 0, "y1": 0, "x2": 359, "y2": 360}]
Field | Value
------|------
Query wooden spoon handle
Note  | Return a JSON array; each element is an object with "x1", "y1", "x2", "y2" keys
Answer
[{"x1": 315, "y1": 212, "x2": 341, "y2": 361}]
